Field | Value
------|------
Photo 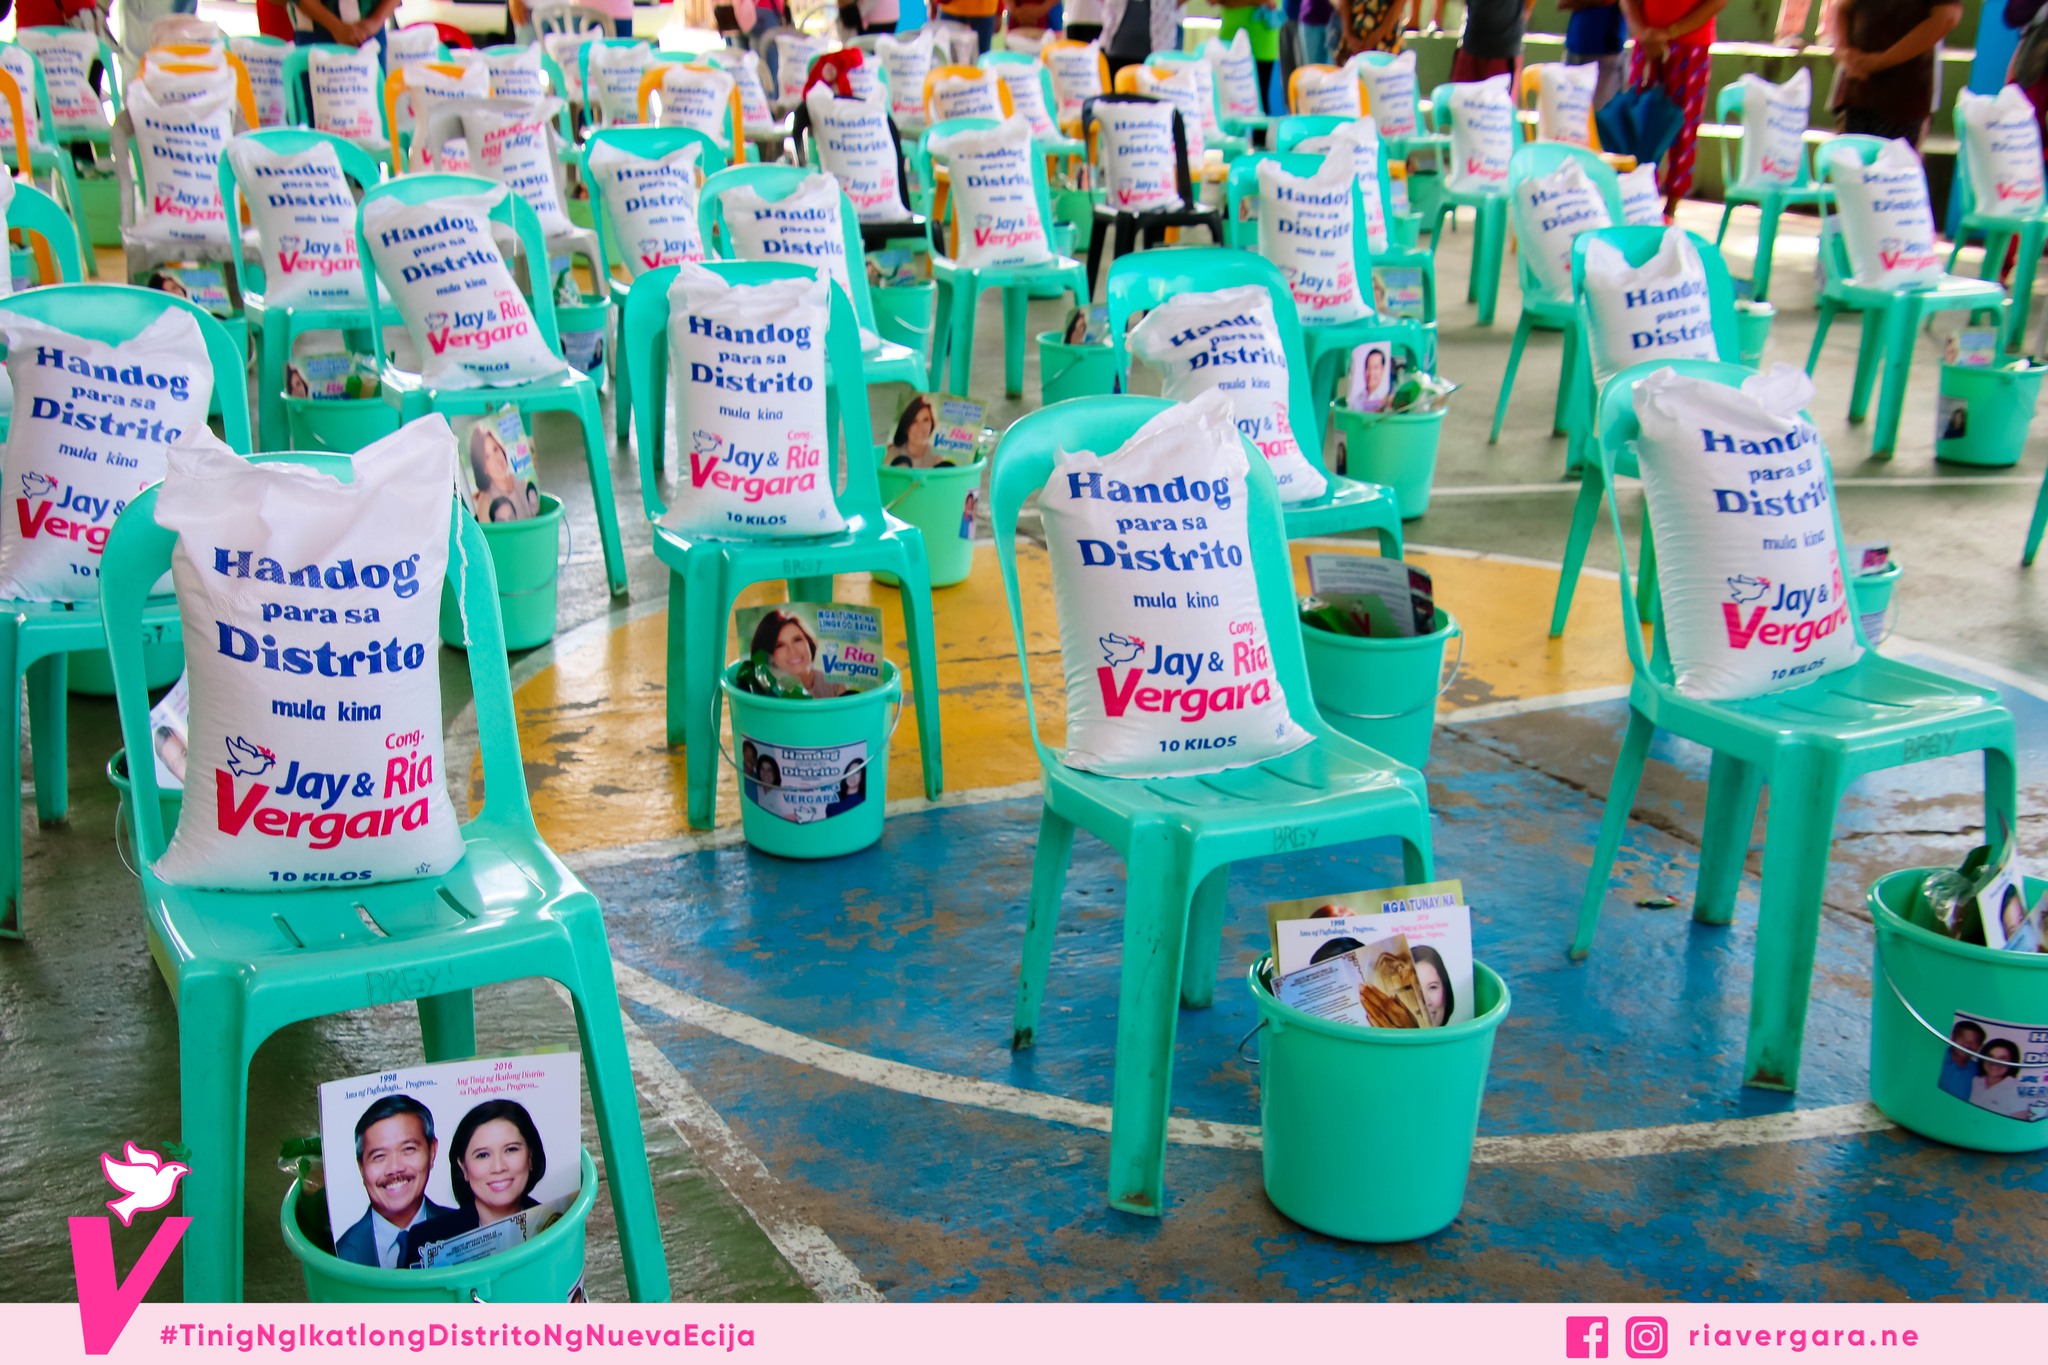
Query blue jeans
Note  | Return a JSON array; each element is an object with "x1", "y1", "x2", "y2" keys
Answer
[{"x1": 1298, "y1": 20, "x2": 1331, "y2": 68}]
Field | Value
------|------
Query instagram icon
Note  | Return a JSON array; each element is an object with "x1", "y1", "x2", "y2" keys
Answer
[
  {"x1": 1565, "y1": 1317, "x2": 1608, "y2": 1358},
  {"x1": 1625, "y1": 1316, "x2": 1669, "y2": 1358}
]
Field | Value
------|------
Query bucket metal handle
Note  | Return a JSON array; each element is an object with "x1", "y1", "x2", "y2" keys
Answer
[
  {"x1": 495, "y1": 514, "x2": 573, "y2": 601},
  {"x1": 714, "y1": 686, "x2": 909, "y2": 792},
  {"x1": 1878, "y1": 961, "x2": 2035, "y2": 1064},
  {"x1": 113, "y1": 792, "x2": 139, "y2": 879},
  {"x1": 1314, "y1": 619, "x2": 1465, "y2": 722},
  {"x1": 1235, "y1": 1019, "x2": 1265, "y2": 1068}
]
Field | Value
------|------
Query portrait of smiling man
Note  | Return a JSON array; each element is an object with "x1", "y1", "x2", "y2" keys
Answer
[{"x1": 335, "y1": 1094, "x2": 452, "y2": 1269}]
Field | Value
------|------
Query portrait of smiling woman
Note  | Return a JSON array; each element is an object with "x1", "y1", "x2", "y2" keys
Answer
[{"x1": 400, "y1": 1099, "x2": 550, "y2": 1267}]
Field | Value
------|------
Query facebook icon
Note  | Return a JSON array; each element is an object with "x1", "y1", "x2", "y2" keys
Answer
[{"x1": 1565, "y1": 1316, "x2": 1609, "y2": 1358}]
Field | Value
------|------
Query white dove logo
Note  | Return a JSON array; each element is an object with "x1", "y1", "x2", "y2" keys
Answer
[
  {"x1": 225, "y1": 735, "x2": 275, "y2": 779},
  {"x1": 690, "y1": 429, "x2": 723, "y2": 456},
  {"x1": 1727, "y1": 574, "x2": 1771, "y2": 604},
  {"x1": 100, "y1": 1143, "x2": 189, "y2": 1227},
  {"x1": 277, "y1": 233, "x2": 302, "y2": 254},
  {"x1": 424, "y1": 311, "x2": 450, "y2": 333},
  {"x1": 1098, "y1": 632, "x2": 1145, "y2": 667},
  {"x1": 20, "y1": 471, "x2": 56, "y2": 500}
]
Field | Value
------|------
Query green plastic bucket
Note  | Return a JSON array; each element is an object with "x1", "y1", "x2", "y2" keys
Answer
[
  {"x1": 871, "y1": 281, "x2": 936, "y2": 357},
  {"x1": 284, "y1": 393, "x2": 402, "y2": 453},
  {"x1": 1038, "y1": 330, "x2": 1116, "y2": 406},
  {"x1": 281, "y1": 1148, "x2": 598, "y2": 1302},
  {"x1": 555, "y1": 300, "x2": 609, "y2": 375},
  {"x1": 106, "y1": 749, "x2": 182, "y2": 868},
  {"x1": 1868, "y1": 869, "x2": 2048, "y2": 1151},
  {"x1": 1333, "y1": 406, "x2": 1445, "y2": 519},
  {"x1": 1300, "y1": 608, "x2": 1462, "y2": 769},
  {"x1": 67, "y1": 638, "x2": 184, "y2": 696},
  {"x1": 1391, "y1": 213, "x2": 1421, "y2": 250},
  {"x1": 1248, "y1": 954, "x2": 1510, "y2": 1241},
  {"x1": 1053, "y1": 186, "x2": 1094, "y2": 241},
  {"x1": 439, "y1": 494, "x2": 566, "y2": 652},
  {"x1": 718, "y1": 659, "x2": 901, "y2": 860},
  {"x1": 1936, "y1": 362, "x2": 2046, "y2": 467},
  {"x1": 77, "y1": 174, "x2": 122, "y2": 248},
  {"x1": 1851, "y1": 560, "x2": 1902, "y2": 645},
  {"x1": 874, "y1": 458, "x2": 983, "y2": 589},
  {"x1": 1736, "y1": 300, "x2": 1775, "y2": 369}
]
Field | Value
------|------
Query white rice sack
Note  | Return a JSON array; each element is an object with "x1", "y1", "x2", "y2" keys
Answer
[
  {"x1": 1582, "y1": 229, "x2": 1719, "y2": 383},
  {"x1": 152, "y1": 416, "x2": 468, "y2": 890},
  {"x1": 1535, "y1": 61, "x2": 1596, "y2": 147},
  {"x1": 1166, "y1": 59, "x2": 1222, "y2": 139},
  {"x1": 1447, "y1": 74, "x2": 1514, "y2": 194},
  {"x1": 228, "y1": 37, "x2": 288, "y2": 127},
  {"x1": 992, "y1": 59, "x2": 1058, "y2": 140},
  {"x1": 227, "y1": 137, "x2": 365, "y2": 309},
  {"x1": 1202, "y1": 31, "x2": 1261, "y2": 123},
  {"x1": 1619, "y1": 164, "x2": 1664, "y2": 224},
  {"x1": 19, "y1": 27, "x2": 103, "y2": 136},
  {"x1": 1133, "y1": 66, "x2": 1208, "y2": 171},
  {"x1": 1736, "y1": 69, "x2": 1810, "y2": 187},
  {"x1": 1632, "y1": 364, "x2": 1860, "y2": 700},
  {"x1": 1129, "y1": 285, "x2": 1327, "y2": 503},
  {"x1": 657, "y1": 63, "x2": 737, "y2": 150},
  {"x1": 1828, "y1": 139, "x2": 1944, "y2": 288},
  {"x1": 386, "y1": 24, "x2": 443, "y2": 75},
  {"x1": 0, "y1": 310, "x2": 212, "y2": 602},
  {"x1": 1294, "y1": 64, "x2": 1362, "y2": 118},
  {"x1": 484, "y1": 45, "x2": 550, "y2": 104},
  {"x1": 929, "y1": 115, "x2": 1051, "y2": 268},
  {"x1": 0, "y1": 45, "x2": 43, "y2": 151},
  {"x1": 459, "y1": 100, "x2": 573, "y2": 240},
  {"x1": 805, "y1": 86, "x2": 910, "y2": 225},
  {"x1": 1332, "y1": 117, "x2": 1390, "y2": 254},
  {"x1": 878, "y1": 30, "x2": 936, "y2": 131},
  {"x1": 767, "y1": 31, "x2": 829, "y2": 103},
  {"x1": 1258, "y1": 146, "x2": 1370, "y2": 323},
  {"x1": 1514, "y1": 157, "x2": 1612, "y2": 298},
  {"x1": 663, "y1": 266, "x2": 844, "y2": 539},
  {"x1": 403, "y1": 59, "x2": 490, "y2": 138},
  {"x1": 719, "y1": 172, "x2": 857, "y2": 308},
  {"x1": 1038, "y1": 390, "x2": 1314, "y2": 777},
  {"x1": 1047, "y1": 40, "x2": 1106, "y2": 123},
  {"x1": 710, "y1": 50, "x2": 777, "y2": 135},
  {"x1": 588, "y1": 42, "x2": 654, "y2": 127},
  {"x1": 308, "y1": 42, "x2": 384, "y2": 145},
  {"x1": 1357, "y1": 50, "x2": 1418, "y2": 139},
  {"x1": 1958, "y1": 85, "x2": 2047, "y2": 217},
  {"x1": 543, "y1": 31, "x2": 594, "y2": 104},
  {"x1": 588, "y1": 141, "x2": 705, "y2": 275},
  {"x1": 1095, "y1": 98, "x2": 1184, "y2": 212},
  {"x1": 126, "y1": 79, "x2": 234, "y2": 252},
  {"x1": 362, "y1": 189, "x2": 568, "y2": 390},
  {"x1": 846, "y1": 59, "x2": 881, "y2": 103},
  {"x1": 928, "y1": 68, "x2": 1003, "y2": 123},
  {"x1": 140, "y1": 58, "x2": 236, "y2": 108}
]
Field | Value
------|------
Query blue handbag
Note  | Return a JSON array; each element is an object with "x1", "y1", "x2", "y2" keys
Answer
[{"x1": 1595, "y1": 81, "x2": 1685, "y2": 166}]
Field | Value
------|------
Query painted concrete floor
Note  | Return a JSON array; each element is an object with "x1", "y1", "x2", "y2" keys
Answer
[{"x1": 5, "y1": 208, "x2": 2048, "y2": 1303}]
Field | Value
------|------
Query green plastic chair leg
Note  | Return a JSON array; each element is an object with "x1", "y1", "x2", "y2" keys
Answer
[
  {"x1": 1548, "y1": 468, "x2": 1604, "y2": 638},
  {"x1": 1751, "y1": 205, "x2": 1781, "y2": 302},
  {"x1": 1945, "y1": 235, "x2": 1964, "y2": 275},
  {"x1": 1553, "y1": 319, "x2": 1580, "y2": 436},
  {"x1": 1985, "y1": 741, "x2": 2021, "y2": 846},
  {"x1": 1177, "y1": 865, "x2": 1231, "y2": 1009},
  {"x1": 26, "y1": 652, "x2": 66, "y2": 823},
  {"x1": 2023, "y1": 467, "x2": 2048, "y2": 564},
  {"x1": 573, "y1": 391, "x2": 629, "y2": 596},
  {"x1": 177, "y1": 969, "x2": 252, "y2": 1301},
  {"x1": 43, "y1": 155, "x2": 95, "y2": 280},
  {"x1": 615, "y1": 330, "x2": 634, "y2": 445},
  {"x1": 1012, "y1": 803, "x2": 1077, "y2": 1050},
  {"x1": 1742, "y1": 744, "x2": 1845, "y2": 1092},
  {"x1": 1692, "y1": 751, "x2": 1763, "y2": 926},
  {"x1": 1488, "y1": 311, "x2": 1532, "y2": 444},
  {"x1": 946, "y1": 277, "x2": 979, "y2": 396},
  {"x1": 416, "y1": 990, "x2": 478, "y2": 1060},
  {"x1": 2004, "y1": 223, "x2": 2046, "y2": 352},
  {"x1": 1002, "y1": 285, "x2": 1027, "y2": 398},
  {"x1": 928, "y1": 275, "x2": 956, "y2": 392},
  {"x1": 787, "y1": 574, "x2": 835, "y2": 601},
  {"x1": 1569, "y1": 707, "x2": 1655, "y2": 960},
  {"x1": 0, "y1": 622, "x2": 21, "y2": 938},
  {"x1": 1634, "y1": 501, "x2": 1660, "y2": 630},
  {"x1": 884, "y1": 537, "x2": 945, "y2": 801},
  {"x1": 1103, "y1": 822, "x2": 1194, "y2": 1217},
  {"x1": 676, "y1": 556, "x2": 728, "y2": 829},
  {"x1": 1805, "y1": 299, "x2": 1836, "y2": 374},
  {"x1": 1473, "y1": 198, "x2": 1506, "y2": 327},
  {"x1": 257, "y1": 314, "x2": 292, "y2": 451},
  {"x1": 1868, "y1": 305, "x2": 1920, "y2": 457},
  {"x1": 1846, "y1": 311, "x2": 1884, "y2": 424},
  {"x1": 1715, "y1": 202, "x2": 1734, "y2": 247}
]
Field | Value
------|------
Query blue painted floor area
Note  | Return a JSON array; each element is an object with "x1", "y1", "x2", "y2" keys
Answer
[{"x1": 585, "y1": 658, "x2": 2048, "y2": 1301}]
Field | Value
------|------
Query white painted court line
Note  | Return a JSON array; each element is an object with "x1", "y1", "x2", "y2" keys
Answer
[
  {"x1": 1423, "y1": 475, "x2": 2037, "y2": 498},
  {"x1": 611, "y1": 962, "x2": 1897, "y2": 1165}
]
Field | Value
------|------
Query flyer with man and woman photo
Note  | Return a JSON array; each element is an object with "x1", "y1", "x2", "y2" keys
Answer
[{"x1": 1267, "y1": 880, "x2": 1475, "y2": 1029}]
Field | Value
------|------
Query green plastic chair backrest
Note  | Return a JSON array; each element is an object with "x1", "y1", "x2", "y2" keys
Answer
[
  {"x1": 990, "y1": 394, "x2": 1320, "y2": 759},
  {"x1": 0, "y1": 282, "x2": 251, "y2": 450},
  {"x1": 619, "y1": 259, "x2": 881, "y2": 528},
  {"x1": 1507, "y1": 143, "x2": 1625, "y2": 302},
  {"x1": 582, "y1": 125, "x2": 728, "y2": 281},
  {"x1": 1593, "y1": 356, "x2": 1870, "y2": 689},
  {"x1": 1220, "y1": 149, "x2": 1376, "y2": 305},
  {"x1": 1812, "y1": 134, "x2": 1897, "y2": 281},
  {"x1": 1947, "y1": 99, "x2": 2047, "y2": 225},
  {"x1": 20, "y1": 25, "x2": 116, "y2": 119},
  {"x1": 697, "y1": 162, "x2": 882, "y2": 334},
  {"x1": 354, "y1": 173, "x2": 566, "y2": 361},
  {"x1": 1569, "y1": 225, "x2": 1742, "y2": 367},
  {"x1": 920, "y1": 115, "x2": 1060, "y2": 260},
  {"x1": 7, "y1": 180, "x2": 83, "y2": 283},
  {"x1": 1081, "y1": 93, "x2": 1198, "y2": 215},
  {"x1": 1274, "y1": 113, "x2": 1343, "y2": 152},
  {"x1": 218, "y1": 128, "x2": 384, "y2": 301},
  {"x1": 101, "y1": 453, "x2": 530, "y2": 862},
  {"x1": 1105, "y1": 244, "x2": 1329, "y2": 457},
  {"x1": 283, "y1": 43, "x2": 393, "y2": 142}
]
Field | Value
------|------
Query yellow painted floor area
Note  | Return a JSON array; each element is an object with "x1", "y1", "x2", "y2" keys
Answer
[{"x1": 505, "y1": 541, "x2": 1635, "y2": 854}]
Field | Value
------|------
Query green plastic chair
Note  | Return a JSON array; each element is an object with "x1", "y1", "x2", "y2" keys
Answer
[
  {"x1": 355, "y1": 173, "x2": 629, "y2": 596},
  {"x1": 583, "y1": 125, "x2": 728, "y2": 445},
  {"x1": 1143, "y1": 49, "x2": 1251, "y2": 160},
  {"x1": 1423, "y1": 81, "x2": 1513, "y2": 326},
  {"x1": 0, "y1": 41, "x2": 96, "y2": 279},
  {"x1": 0, "y1": 284, "x2": 249, "y2": 939},
  {"x1": 619, "y1": 260, "x2": 945, "y2": 828},
  {"x1": 789, "y1": 99, "x2": 930, "y2": 255},
  {"x1": 1492, "y1": 143, "x2": 1622, "y2": 446},
  {"x1": 1572, "y1": 356, "x2": 2018, "y2": 1094},
  {"x1": 1712, "y1": 82, "x2": 1835, "y2": 304},
  {"x1": 920, "y1": 115, "x2": 1088, "y2": 397},
  {"x1": 1265, "y1": 114, "x2": 1437, "y2": 324},
  {"x1": 1946, "y1": 98, "x2": 2048, "y2": 352},
  {"x1": 1107, "y1": 246, "x2": 1403, "y2": 555},
  {"x1": 992, "y1": 393, "x2": 1434, "y2": 1215},
  {"x1": 219, "y1": 128, "x2": 385, "y2": 451},
  {"x1": 1547, "y1": 226, "x2": 1743, "y2": 639},
  {"x1": 698, "y1": 162, "x2": 930, "y2": 391},
  {"x1": 1081, "y1": 94, "x2": 1225, "y2": 295},
  {"x1": 7, "y1": 177, "x2": 84, "y2": 287},
  {"x1": 98, "y1": 452, "x2": 671, "y2": 1305},
  {"x1": 979, "y1": 50, "x2": 1088, "y2": 162},
  {"x1": 282, "y1": 43, "x2": 395, "y2": 150},
  {"x1": 1807, "y1": 135, "x2": 2009, "y2": 458},
  {"x1": 112, "y1": 103, "x2": 250, "y2": 365}
]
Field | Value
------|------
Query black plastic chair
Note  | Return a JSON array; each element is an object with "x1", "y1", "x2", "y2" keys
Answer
[{"x1": 1082, "y1": 93, "x2": 1224, "y2": 295}]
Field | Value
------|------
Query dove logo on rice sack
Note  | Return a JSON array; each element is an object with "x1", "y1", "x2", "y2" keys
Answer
[
  {"x1": 589, "y1": 141, "x2": 705, "y2": 275},
  {"x1": 1736, "y1": 70, "x2": 1810, "y2": 186},
  {"x1": 1582, "y1": 229, "x2": 1719, "y2": 383},
  {"x1": 1448, "y1": 74, "x2": 1514, "y2": 193},
  {"x1": 928, "y1": 116, "x2": 1051, "y2": 268},
  {"x1": 1631, "y1": 364, "x2": 1860, "y2": 700},
  {"x1": 0, "y1": 311, "x2": 212, "y2": 602},
  {"x1": 459, "y1": 100, "x2": 575, "y2": 240},
  {"x1": 228, "y1": 138, "x2": 366, "y2": 309},
  {"x1": 719, "y1": 173, "x2": 860, "y2": 310},
  {"x1": 806, "y1": 86, "x2": 911, "y2": 225},
  {"x1": 1258, "y1": 145, "x2": 1371, "y2": 323},
  {"x1": 126, "y1": 79, "x2": 234, "y2": 251},
  {"x1": 152, "y1": 416, "x2": 466, "y2": 890},
  {"x1": 1958, "y1": 85, "x2": 2046, "y2": 216},
  {"x1": 663, "y1": 265, "x2": 845, "y2": 539},
  {"x1": 1514, "y1": 158, "x2": 1612, "y2": 298},
  {"x1": 363, "y1": 189, "x2": 568, "y2": 390},
  {"x1": 1129, "y1": 285, "x2": 1327, "y2": 504},
  {"x1": 1040, "y1": 392, "x2": 1311, "y2": 777},
  {"x1": 308, "y1": 41, "x2": 383, "y2": 144},
  {"x1": 1828, "y1": 139, "x2": 1945, "y2": 287},
  {"x1": 1096, "y1": 99, "x2": 1183, "y2": 212}
]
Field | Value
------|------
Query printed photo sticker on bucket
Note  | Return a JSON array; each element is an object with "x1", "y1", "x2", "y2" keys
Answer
[
  {"x1": 1631, "y1": 364, "x2": 1862, "y2": 700},
  {"x1": 1582, "y1": 228, "x2": 1719, "y2": 383},
  {"x1": 1935, "y1": 1012, "x2": 2048, "y2": 1122},
  {"x1": 1094, "y1": 98, "x2": 1184, "y2": 212},
  {"x1": 1356, "y1": 51, "x2": 1419, "y2": 139},
  {"x1": 1037, "y1": 391, "x2": 1314, "y2": 778},
  {"x1": 1535, "y1": 62, "x2": 1596, "y2": 148},
  {"x1": 1514, "y1": 158, "x2": 1612, "y2": 299},
  {"x1": 1447, "y1": 74, "x2": 1514, "y2": 195},
  {"x1": 228, "y1": 137, "x2": 367, "y2": 310},
  {"x1": 806, "y1": 85, "x2": 912, "y2": 226},
  {"x1": 587, "y1": 141, "x2": 705, "y2": 276},
  {"x1": 308, "y1": 41, "x2": 384, "y2": 145},
  {"x1": 1128, "y1": 285, "x2": 1327, "y2": 503},
  {"x1": 663, "y1": 264, "x2": 845, "y2": 539},
  {"x1": 1736, "y1": 69, "x2": 1810, "y2": 186},
  {"x1": 1828, "y1": 139, "x2": 1945, "y2": 288},
  {"x1": 742, "y1": 735, "x2": 872, "y2": 825},
  {"x1": 1203, "y1": 31, "x2": 1262, "y2": 123},
  {"x1": 1958, "y1": 85, "x2": 2046, "y2": 218},
  {"x1": 1258, "y1": 145, "x2": 1371, "y2": 323},
  {"x1": 151, "y1": 415, "x2": 468, "y2": 890},
  {"x1": 929, "y1": 116, "x2": 1052, "y2": 269}
]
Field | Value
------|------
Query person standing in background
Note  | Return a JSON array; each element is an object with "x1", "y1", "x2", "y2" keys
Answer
[
  {"x1": 1218, "y1": 0, "x2": 1282, "y2": 101},
  {"x1": 940, "y1": 0, "x2": 1006, "y2": 52},
  {"x1": 1828, "y1": 0, "x2": 1960, "y2": 146},
  {"x1": 289, "y1": 0, "x2": 401, "y2": 46},
  {"x1": 1297, "y1": 0, "x2": 1335, "y2": 67},
  {"x1": 1437, "y1": 0, "x2": 1537, "y2": 83},
  {"x1": 1332, "y1": 0, "x2": 1420, "y2": 59},
  {"x1": 1561, "y1": 0, "x2": 1627, "y2": 110},
  {"x1": 1622, "y1": 0, "x2": 1725, "y2": 220},
  {"x1": 1066, "y1": 0, "x2": 1106, "y2": 42},
  {"x1": 1101, "y1": 0, "x2": 1180, "y2": 79},
  {"x1": 513, "y1": 0, "x2": 637, "y2": 39}
]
